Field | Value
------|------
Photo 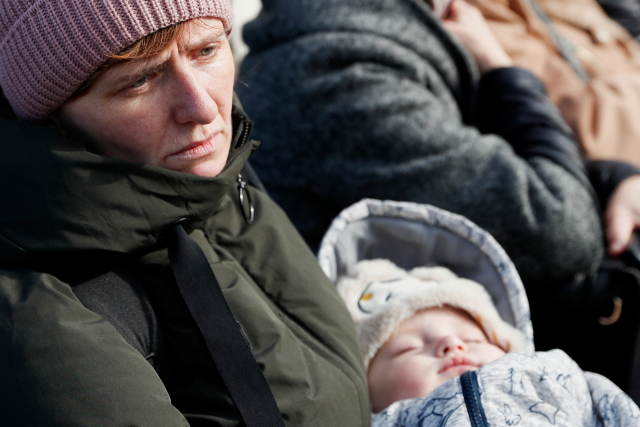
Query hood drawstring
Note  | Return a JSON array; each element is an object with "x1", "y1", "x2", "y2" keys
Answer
[
  {"x1": 237, "y1": 174, "x2": 255, "y2": 225},
  {"x1": 166, "y1": 223, "x2": 284, "y2": 427}
]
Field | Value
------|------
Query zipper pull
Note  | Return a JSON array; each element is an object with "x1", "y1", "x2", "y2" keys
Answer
[{"x1": 237, "y1": 174, "x2": 254, "y2": 225}]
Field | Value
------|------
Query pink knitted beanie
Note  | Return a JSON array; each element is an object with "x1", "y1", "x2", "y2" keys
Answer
[{"x1": 0, "y1": 0, "x2": 233, "y2": 121}]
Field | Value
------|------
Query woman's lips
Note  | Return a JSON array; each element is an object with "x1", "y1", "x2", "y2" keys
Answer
[
  {"x1": 169, "y1": 134, "x2": 220, "y2": 159},
  {"x1": 438, "y1": 356, "x2": 480, "y2": 374}
]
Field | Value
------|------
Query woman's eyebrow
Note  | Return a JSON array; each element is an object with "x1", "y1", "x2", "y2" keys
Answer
[
  {"x1": 104, "y1": 29, "x2": 225, "y2": 90},
  {"x1": 107, "y1": 61, "x2": 168, "y2": 90},
  {"x1": 183, "y1": 30, "x2": 226, "y2": 51}
]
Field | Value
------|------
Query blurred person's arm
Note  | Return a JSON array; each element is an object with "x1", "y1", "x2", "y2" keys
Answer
[
  {"x1": 587, "y1": 161, "x2": 640, "y2": 256},
  {"x1": 446, "y1": 0, "x2": 640, "y2": 258},
  {"x1": 238, "y1": 0, "x2": 604, "y2": 286},
  {"x1": 445, "y1": 0, "x2": 590, "y2": 189}
]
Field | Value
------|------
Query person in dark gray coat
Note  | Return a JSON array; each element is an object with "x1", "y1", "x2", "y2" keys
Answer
[{"x1": 237, "y1": 0, "x2": 640, "y2": 289}]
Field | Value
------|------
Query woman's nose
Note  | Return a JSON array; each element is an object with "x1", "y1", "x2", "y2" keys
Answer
[
  {"x1": 436, "y1": 335, "x2": 467, "y2": 357},
  {"x1": 171, "y1": 68, "x2": 218, "y2": 125}
]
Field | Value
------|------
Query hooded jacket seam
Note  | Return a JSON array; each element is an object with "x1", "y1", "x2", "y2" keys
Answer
[{"x1": 0, "y1": 231, "x2": 34, "y2": 256}]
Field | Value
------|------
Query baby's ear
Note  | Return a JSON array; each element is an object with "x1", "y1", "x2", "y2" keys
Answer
[
  {"x1": 409, "y1": 266, "x2": 458, "y2": 283},
  {"x1": 354, "y1": 259, "x2": 407, "y2": 281}
]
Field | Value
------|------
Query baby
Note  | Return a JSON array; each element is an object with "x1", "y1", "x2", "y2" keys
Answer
[
  {"x1": 337, "y1": 259, "x2": 526, "y2": 412},
  {"x1": 337, "y1": 259, "x2": 640, "y2": 426}
]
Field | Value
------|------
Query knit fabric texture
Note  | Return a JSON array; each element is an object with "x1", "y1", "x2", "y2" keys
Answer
[{"x1": 0, "y1": 0, "x2": 233, "y2": 121}]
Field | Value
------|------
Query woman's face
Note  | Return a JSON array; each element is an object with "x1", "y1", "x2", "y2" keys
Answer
[{"x1": 60, "y1": 18, "x2": 235, "y2": 178}]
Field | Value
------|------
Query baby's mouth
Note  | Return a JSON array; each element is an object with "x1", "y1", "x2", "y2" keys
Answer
[{"x1": 438, "y1": 356, "x2": 480, "y2": 374}]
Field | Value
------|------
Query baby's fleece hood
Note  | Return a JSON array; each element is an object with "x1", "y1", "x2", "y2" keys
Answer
[
  {"x1": 337, "y1": 259, "x2": 527, "y2": 367},
  {"x1": 318, "y1": 199, "x2": 535, "y2": 364}
]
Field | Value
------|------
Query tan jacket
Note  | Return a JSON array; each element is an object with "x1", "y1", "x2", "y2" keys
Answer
[{"x1": 473, "y1": 0, "x2": 640, "y2": 166}]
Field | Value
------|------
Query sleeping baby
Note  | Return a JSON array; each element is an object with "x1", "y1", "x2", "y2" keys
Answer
[{"x1": 337, "y1": 259, "x2": 640, "y2": 426}]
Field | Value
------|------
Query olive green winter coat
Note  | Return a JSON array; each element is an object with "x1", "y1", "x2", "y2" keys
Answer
[{"x1": 0, "y1": 103, "x2": 370, "y2": 426}]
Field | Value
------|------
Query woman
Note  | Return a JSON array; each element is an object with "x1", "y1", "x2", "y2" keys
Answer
[{"x1": 0, "y1": 1, "x2": 370, "y2": 425}]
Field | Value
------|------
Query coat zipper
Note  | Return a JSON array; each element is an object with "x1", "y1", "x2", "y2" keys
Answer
[
  {"x1": 235, "y1": 117, "x2": 253, "y2": 149},
  {"x1": 460, "y1": 371, "x2": 490, "y2": 427}
]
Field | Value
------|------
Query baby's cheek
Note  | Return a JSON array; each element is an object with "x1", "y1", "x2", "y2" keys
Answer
[
  {"x1": 479, "y1": 344, "x2": 507, "y2": 366},
  {"x1": 392, "y1": 364, "x2": 439, "y2": 400}
]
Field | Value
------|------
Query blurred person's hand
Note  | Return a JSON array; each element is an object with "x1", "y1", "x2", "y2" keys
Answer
[
  {"x1": 606, "y1": 175, "x2": 640, "y2": 257},
  {"x1": 442, "y1": 0, "x2": 513, "y2": 73}
]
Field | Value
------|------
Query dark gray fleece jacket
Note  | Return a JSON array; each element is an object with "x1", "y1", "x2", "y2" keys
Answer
[{"x1": 237, "y1": 0, "x2": 604, "y2": 287}]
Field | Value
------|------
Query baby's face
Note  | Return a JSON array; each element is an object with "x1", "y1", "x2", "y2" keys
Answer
[{"x1": 367, "y1": 307, "x2": 506, "y2": 413}]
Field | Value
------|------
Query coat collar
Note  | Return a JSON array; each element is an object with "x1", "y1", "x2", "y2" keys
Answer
[{"x1": 0, "y1": 98, "x2": 257, "y2": 268}]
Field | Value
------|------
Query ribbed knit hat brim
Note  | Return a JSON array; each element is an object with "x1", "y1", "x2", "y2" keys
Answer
[{"x1": 0, "y1": 0, "x2": 233, "y2": 121}]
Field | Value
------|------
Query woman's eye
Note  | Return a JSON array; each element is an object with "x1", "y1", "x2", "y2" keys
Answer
[
  {"x1": 131, "y1": 76, "x2": 148, "y2": 88},
  {"x1": 200, "y1": 47, "x2": 216, "y2": 57}
]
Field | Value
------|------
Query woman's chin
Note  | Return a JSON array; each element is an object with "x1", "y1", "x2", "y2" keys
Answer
[{"x1": 165, "y1": 156, "x2": 228, "y2": 178}]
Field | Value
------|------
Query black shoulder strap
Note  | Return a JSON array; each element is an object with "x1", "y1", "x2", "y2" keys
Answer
[{"x1": 166, "y1": 223, "x2": 285, "y2": 427}]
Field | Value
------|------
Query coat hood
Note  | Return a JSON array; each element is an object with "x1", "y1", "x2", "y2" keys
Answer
[
  {"x1": 0, "y1": 99, "x2": 256, "y2": 270},
  {"x1": 318, "y1": 199, "x2": 535, "y2": 352}
]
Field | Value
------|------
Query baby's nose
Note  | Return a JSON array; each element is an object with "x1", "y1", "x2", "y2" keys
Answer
[{"x1": 437, "y1": 335, "x2": 467, "y2": 356}]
